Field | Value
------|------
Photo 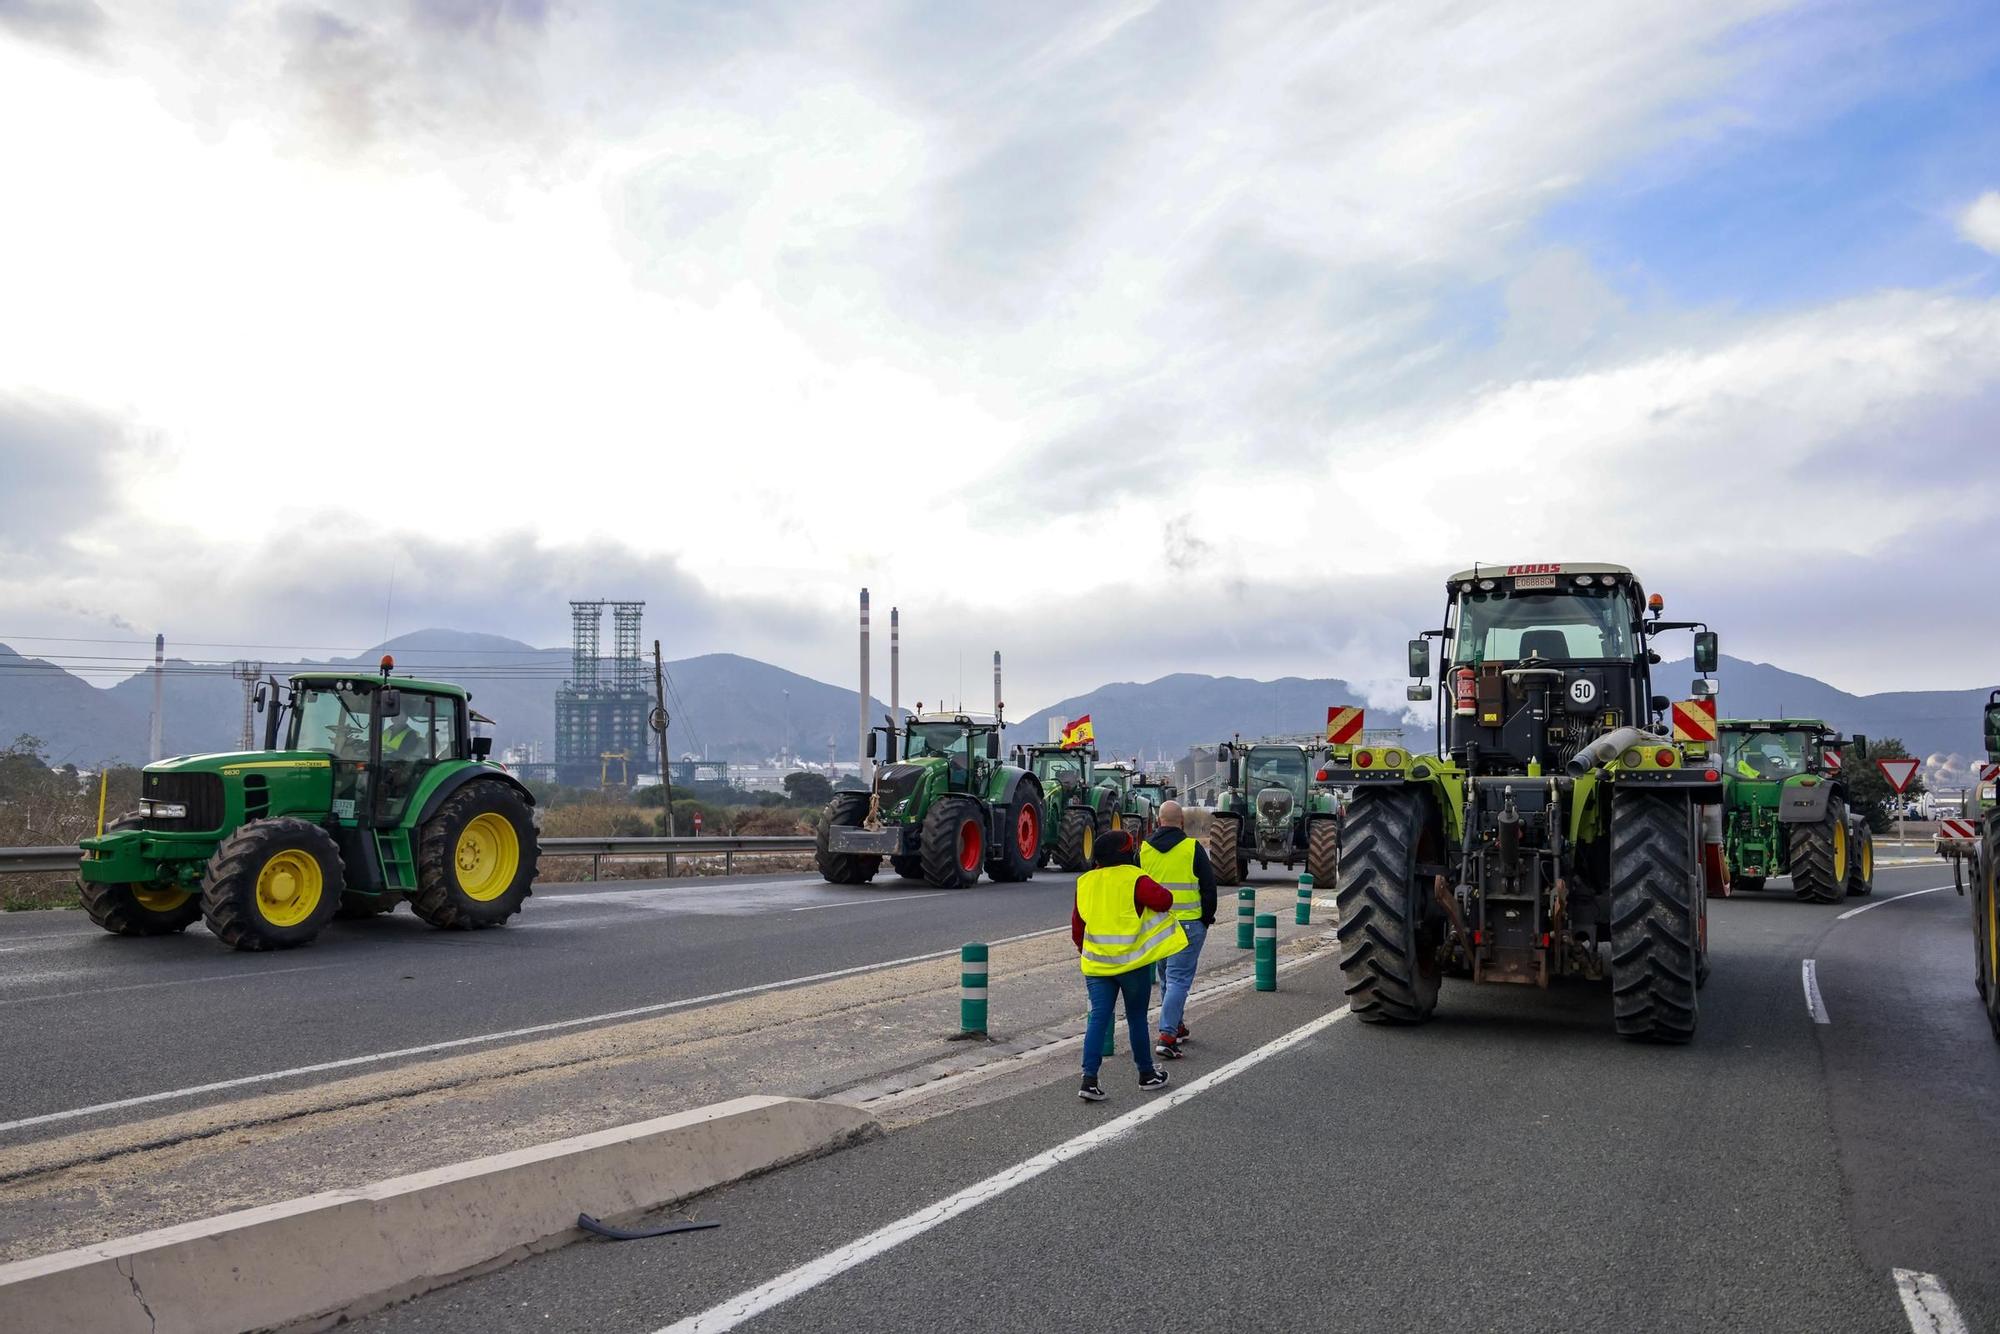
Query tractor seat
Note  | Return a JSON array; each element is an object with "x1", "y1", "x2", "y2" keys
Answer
[{"x1": 1517, "y1": 630, "x2": 1571, "y2": 663}]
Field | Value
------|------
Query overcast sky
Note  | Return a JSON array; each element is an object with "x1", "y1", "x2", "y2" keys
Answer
[{"x1": 1, "y1": 0, "x2": 1996, "y2": 716}]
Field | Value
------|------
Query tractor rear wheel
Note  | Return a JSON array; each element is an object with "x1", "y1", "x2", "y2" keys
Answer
[
  {"x1": 200, "y1": 817, "x2": 344, "y2": 951},
  {"x1": 1979, "y1": 824, "x2": 2000, "y2": 1040},
  {"x1": 1305, "y1": 815, "x2": 1339, "y2": 890},
  {"x1": 815, "y1": 793, "x2": 881, "y2": 884},
  {"x1": 79, "y1": 813, "x2": 203, "y2": 937},
  {"x1": 1208, "y1": 813, "x2": 1243, "y2": 887},
  {"x1": 890, "y1": 855, "x2": 924, "y2": 880},
  {"x1": 920, "y1": 795, "x2": 985, "y2": 889},
  {"x1": 1788, "y1": 798, "x2": 1851, "y2": 905},
  {"x1": 987, "y1": 786, "x2": 1042, "y2": 883},
  {"x1": 1055, "y1": 806, "x2": 1094, "y2": 871},
  {"x1": 409, "y1": 782, "x2": 540, "y2": 930},
  {"x1": 1609, "y1": 790, "x2": 1700, "y2": 1042},
  {"x1": 1846, "y1": 821, "x2": 1874, "y2": 896},
  {"x1": 1333, "y1": 787, "x2": 1440, "y2": 1024}
]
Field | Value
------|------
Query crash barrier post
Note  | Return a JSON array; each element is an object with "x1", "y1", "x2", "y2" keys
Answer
[
  {"x1": 960, "y1": 943, "x2": 989, "y2": 1036},
  {"x1": 1255, "y1": 913, "x2": 1277, "y2": 991}
]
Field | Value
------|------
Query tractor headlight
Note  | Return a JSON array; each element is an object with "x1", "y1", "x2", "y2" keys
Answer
[{"x1": 142, "y1": 800, "x2": 188, "y2": 819}]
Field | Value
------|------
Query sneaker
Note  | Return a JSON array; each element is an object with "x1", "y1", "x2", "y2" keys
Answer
[
  {"x1": 1138, "y1": 1068, "x2": 1170, "y2": 1090},
  {"x1": 1155, "y1": 1033, "x2": 1184, "y2": 1059},
  {"x1": 1176, "y1": 1023, "x2": 1190, "y2": 1041},
  {"x1": 1078, "y1": 1076, "x2": 1106, "y2": 1102}
]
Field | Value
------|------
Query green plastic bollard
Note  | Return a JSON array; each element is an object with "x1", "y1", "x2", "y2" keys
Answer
[
  {"x1": 1296, "y1": 871, "x2": 1314, "y2": 926},
  {"x1": 960, "y1": 942, "x2": 988, "y2": 1036},
  {"x1": 1255, "y1": 913, "x2": 1278, "y2": 991},
  {"x1": 1237, "y1": 887, "x2": 1256, "y2": 949}
]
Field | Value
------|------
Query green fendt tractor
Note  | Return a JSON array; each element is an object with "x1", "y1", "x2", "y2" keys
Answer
[
  {"x1": 1093, "y1": 761, "x2": 1157, "y2": 839},
  {"x1": 1971, "y1": 692, "x2": 2000, "y2": 1040},
  {"x1": 1128, "y1": 773, "x2": 1176, "y2": 839},
  {"x1": 819, "y1": 712, "x2": 1042, "y2": 888},
  {"x1": 1329, "y1": 563, "x2": 1722, "y2": 1042},
  {"x1": 1206, "y1": 739, "x2": 1340, "y2": 888},
  {"x1": 77, "y1": 658, "x2": 540, "y2": 951},
  {"x1": 1014, "y1": 741, "x2": 1118, "y2": 870},
  {"x1": 1717, "y1": 719, "x2": 1873, "y2": 902}
]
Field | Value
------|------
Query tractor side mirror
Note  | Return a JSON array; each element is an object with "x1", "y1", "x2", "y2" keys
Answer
[
  {"x1": 1216, "y1": 744, "x2": 1232, "y2": 763},
  {"x1": 865, "y1": 733, "x2": 878, "y2": 759},
  {"x1": 1407, "y1": 639, "x2": 1429, "y2": 678},
  {"x1": 987, "y1": 732, "x2": 1001, "y2": 760},
  {"x1": 378, "y1": 689, "x2": 401, "y2": 718},
  {"x1": 254, "y1": 684, "x2": 267, "y2": 713},
  {"x1": 1851, "y1": 734, "x2": 1868, "y2": 759},
  {"x1": 1691, "y1": 677, "x2": 1718, "y2": 698},
  {"x1": 1693, "y1": 631, "x2": 1719, "y2": 675},
  {"x1": 1407, "y1": 683, "x2": 1433, "y2": 702},
  {"x1": 1650, "y1": 694, "x2": 1670, "y2": 716},
  {"x1": 470, "y1": 736, "x2": 494, "y2": 760}
]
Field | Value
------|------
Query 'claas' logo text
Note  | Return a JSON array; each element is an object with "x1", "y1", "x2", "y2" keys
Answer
[{"x1": 1506, "y1": 563, "x2": 1562, "y2": 575}]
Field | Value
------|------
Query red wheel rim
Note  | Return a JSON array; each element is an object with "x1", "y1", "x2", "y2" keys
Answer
[
  {"x1": 958, "y1": 819, "x2": 982, "y2": 873},
  {"x1": 1016, "y1": 804, "x2": 1039, "y2": 858}
]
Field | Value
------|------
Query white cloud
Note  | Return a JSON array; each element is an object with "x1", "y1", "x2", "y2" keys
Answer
[{"x1": 1959, "y1": 190, "x2": 2000, "y2": 255}]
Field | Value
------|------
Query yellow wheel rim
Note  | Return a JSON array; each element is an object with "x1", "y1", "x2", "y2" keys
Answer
[
  {"x1": 132, "y1": 885, "x2": 191, "y2": 914},
  {"x1": 1860, "y1": 837, "x2": 1872, "y2": 882},
  {"x1": 1830, "y1": 819, "x2": 1847, "y2": 882},
  {"x1": 1082, "y1": 822, "x2": 1094, "y2": 863},
  {"x1": 455, "y1": 812, "x2": 520, "y2": 902},
  {"x1": 255, "y1": 849, "x2": 324, "y2": 927}
]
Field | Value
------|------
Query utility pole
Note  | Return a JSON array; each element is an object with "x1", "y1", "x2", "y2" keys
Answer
[
  {"x1": 651, "y1": 640, "x2": 676, "y2": 836},
  {"x1": 232, "y1": 660, "x2": 263, "y2": 750},
  {"x1": 149, "y1": 633, "x2": 165, "y2": 762}
]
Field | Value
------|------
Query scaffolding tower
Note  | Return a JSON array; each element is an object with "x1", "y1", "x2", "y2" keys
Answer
[{"x1": 555, "y1": 600, "x2": 650, "y2": 788}]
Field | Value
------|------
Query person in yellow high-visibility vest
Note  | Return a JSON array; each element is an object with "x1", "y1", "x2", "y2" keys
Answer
[
  {"x1": 1141, "y1": 800, "x2": 1215, "y2": 1060},
  {"x1": 1073, "y1": 829, "x2": 1185, "y2": 1101}
]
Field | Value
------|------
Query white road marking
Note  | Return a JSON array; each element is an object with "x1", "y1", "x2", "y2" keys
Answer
[
  {"x1": 658, "y1": 1002, "x2": 1353, "y2": 1334},
  {"x1": 0, "y1": 926, "x2": 1067, "y2": 1137},
  {"x1": 1802, "y1": 959, "x2": 1829, "y2": 1024},
  {"x1": 1892, "y1": 1267, "x2": 1970, "y2": 1334},
  {"x1": 791, "y1": 893, "x2": 947, "y2": 912},
  {"x1": 1837, "y1": 886, "x2": 1950, "y2": 921},
  {"x1": 0, "y1": 962, "x2": 345, "y2": 1008}
]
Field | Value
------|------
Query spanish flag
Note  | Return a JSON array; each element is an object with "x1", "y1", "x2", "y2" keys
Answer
[{"x1": 1060, "y1": 715, "x2": 1095, "y2": 748}]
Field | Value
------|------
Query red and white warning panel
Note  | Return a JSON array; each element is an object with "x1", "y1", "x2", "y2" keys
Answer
[
  {"x1": 1823, "y1": 749, "x2": 1843, "y2": 771},
  {"x1": 1938, "y1": 818, "x2": 1979, "y2": 844},
  {"x1": 1876, "y1": 758, "x2": 1921, "y2": 794},
  {"x1": 1326, "y1": 706, "x2": 1364, "y2": 745},
  {"x1": 1671, "y1": 697, "x2": 1717, "y2": 744},
  {"x1": 1982, "y1": 763, "x2": 2000, "y2": 784}
]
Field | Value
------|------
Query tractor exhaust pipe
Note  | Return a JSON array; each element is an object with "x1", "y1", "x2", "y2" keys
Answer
[
  {"x1": 859, "y1": 589, "x2": 871, "y2": 785},
  {"x1": 1567, "y1": 726, "x2": 1658, "y2": 776},
  {"x1": 890, "y1": 606, "x2": 900, "y2": 735},
  {"x1": 993, "y1": 651, "x2": 1003, "y2": 730}
]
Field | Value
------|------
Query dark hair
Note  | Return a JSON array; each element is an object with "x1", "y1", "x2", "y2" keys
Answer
[{"x1": 1092, "y1": 829, "x2": 1136, "y2": 868}]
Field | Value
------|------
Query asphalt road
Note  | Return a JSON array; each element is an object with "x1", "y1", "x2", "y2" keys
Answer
[
  {"x1": 0, "y1": 861, "x2": 1307, "y2": 1139},
  {"x1": 356, "y1": 861, "x2": 1996, "y2": 1334}
]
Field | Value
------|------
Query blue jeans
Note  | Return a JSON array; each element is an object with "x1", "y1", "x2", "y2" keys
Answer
[
  {"x1": 1082, "y1": 966, "x2": 1155, "y2": 1079},
  {"x1": 1157, "y1": 920, "x2": 1206, "y2": 1036}
]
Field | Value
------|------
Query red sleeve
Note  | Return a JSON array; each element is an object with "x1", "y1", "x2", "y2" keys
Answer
[
  {"x1": 1072, "y1": 904, "x2": 1085, "y2": 951},
  {"x1": 1134, "y1": 874, "x2": 1173, "y2": 914}
]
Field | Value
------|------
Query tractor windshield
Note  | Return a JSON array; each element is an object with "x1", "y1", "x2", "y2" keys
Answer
[
  {"x1": 1723, "y1": 730, "x2": 1807, "y2": 780},
  {"x1": 290, "y1": 685, "x2": 375, "y2": 758},
  {"x1": 1033, "y1": 754, "x2": 1083, "y2": 783},
  {"x1": 1247, "y1": 748, "x2": 1306, "y2": 796},
  {"x1": 1452, "y1": 588, "x2": 1636, "y2": 665},
  {"x1": 904, "y1": 724, "x2": 974, "y2": 762}
]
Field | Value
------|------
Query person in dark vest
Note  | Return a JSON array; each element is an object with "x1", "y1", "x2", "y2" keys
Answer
[{"x1": 1072, "y1": 829, "x2": 1186, "y2": 1101}]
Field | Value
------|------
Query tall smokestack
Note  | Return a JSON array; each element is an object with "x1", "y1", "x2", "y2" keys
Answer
[
  {"x1": 890, "y1": 607, "x2": 900, "y2": 736},
  {"x1": 858, "y1": 589, "x2": 871, "y2": 783},
  {"x1": 993, "y1": 651, "x2": 1003, "y2": 733},
  {"x1": 149, "y1": 633, "x2": 165, "y2": 762}
]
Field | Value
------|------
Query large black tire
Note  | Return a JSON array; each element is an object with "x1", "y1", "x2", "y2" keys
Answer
[
  {"x1": 408, "y1": 781, "x2": 540, "y2": 930},
  {"x1": 1305, "y1": 814, "x2": 1340, "y2": 890},
  {"x1": 1055, "y1": 805, "x2": 1095, "y2": 871},
  {"x1": 336, "y1": 891, "x2": 402, "y2": 919},
  {"x1": 1609, "y1": 790, "x2": 1701, "y2": 1042},
  {"x1": 890, "y1": 855, "x2": 925, "y2": 880},
  {"x1": 78, "y1": 812, "x2": 203, "y2": 937},
  {"x1": 1979, "y1": 824, "x2": 2000, "y2": 1040},
  {"x1": 920, "y1": 795, "x2": 985, "y2": 888},
  {"x1": 815, "y1": 793, "x2": 881, "y2": 884},
  {"x1": 1208, "y1": 813, "x2": 1244, "y2": 887},
  {"x1": 1334, "y1": 787, "x2": 1440, "y2": 1024},
  {"x1": 987, "y1": 785, "x2": 1042, "y2": 883},
  {"x1": 200, "y1": 817, "x2": 345, "y2": 951},
  {"x1": 1846, "y1": 821, "x2": 1874, "y2": 897},
  {"x1": 1734, "y1": 875, "x2": 1767, "y2": 893},
  {"x1": 1788, "y1": 797, "x2": 1851, "y2": 905}
]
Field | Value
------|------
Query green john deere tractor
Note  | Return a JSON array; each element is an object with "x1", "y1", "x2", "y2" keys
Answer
[
  {"x1": 1329, "y1": 562, "x2": 1722, "y2": 1042},
  {"x1": 77, "y1": 658, "x2": 540, "y2": 951},
  {"x1": 1718, "y1": 719, "x2": 1873, "y2": 903},
  {"x1": 819, "y1": 712, "x2": 1043, "y2": 888},
  {"x1": 1014, "y1": 741, "x2": 1119, "y2": 870},
  {"x1": 1206, "y1": 739, "x2": 1340, "y2": 888}
]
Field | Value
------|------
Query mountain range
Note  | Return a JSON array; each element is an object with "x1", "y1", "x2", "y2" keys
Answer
[{"x1": 1, "y1": 633, "x2": 1990, "y2": 774}]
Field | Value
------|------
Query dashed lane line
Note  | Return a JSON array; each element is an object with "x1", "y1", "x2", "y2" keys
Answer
[
  {"x1": 791, "y1": 893, "x2": 948, "y2": 912},
  {"x1": 1893, "y1": 1267, "x2": 1970, "y2": 1334}
]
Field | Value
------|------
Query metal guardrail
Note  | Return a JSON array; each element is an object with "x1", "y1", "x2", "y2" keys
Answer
[{"x1": 0, "y1": 835, "x2": 816, "y2": 880}]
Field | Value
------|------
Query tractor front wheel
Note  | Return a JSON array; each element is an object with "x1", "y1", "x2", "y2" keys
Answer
[
  {"x1": 1305, "y1": 814, "x2": 1340, "y2": 890},
  {"x1": 1208, "y1": 813, "x2": 1244, "y2": 887},
  {"x1": 1978, "y1": 824, "x2": 2000, "y2": 1040},
  {"x1": 815, "y1": 793, "x2": 881, "y2": 884},
  {"x1": 200, "y1": 818, "x2": 344, "y2": 951},
  {"x1": 1846, "y1": 821, "x2": 1874, "y2": 897},
  {"x1": 410, "y1": 782, "x2": 540, "y2": 930},
  {"x1": 1789, "y1": 798, "x2": 1851, "y2": 905},
  {"x1": 1609, "y1": 790, "x2": 1701, "y2": 1042},
  {"x1": 79, "y1": 813, "x2": 202, "y2": 937},
  {"x1": 987, "y1": 787, "x2": 1042, "y2": 883},
  {"x1": 920, "y1": 795, "x2": 985, "y2": 889},
  {"x1": 1055, "y1": 806, "x2": 1094, "y2": 871},
  {"x1": 1333, "y1": 787, "x2": 1440, "y2": 1025}
]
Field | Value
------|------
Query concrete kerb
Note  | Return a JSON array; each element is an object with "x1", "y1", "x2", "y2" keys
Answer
[{"x1": 0, "y1": 1094, "x2": 876, "y2": 1334}]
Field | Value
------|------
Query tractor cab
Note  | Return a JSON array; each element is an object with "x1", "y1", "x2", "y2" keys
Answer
[
  {"x1": 1985, "y1": 689, "x2": 2000, "y2": 765},
  {"x1": 1019, "y1": 741, "x2": 1096, "y2": 796},
  {"x1": 283, "y1": 671, "x2": 480, "y2": 828},
  {"x1": 1719, "y1": 721, "x2": 1850, "y2": 785}
]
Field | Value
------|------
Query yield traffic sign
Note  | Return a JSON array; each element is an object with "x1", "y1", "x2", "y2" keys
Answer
[{"x1": 1876, "y1": 758, "x2": 1920, "y2": 794}]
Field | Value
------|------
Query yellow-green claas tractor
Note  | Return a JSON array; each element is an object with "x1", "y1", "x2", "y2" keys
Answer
[{"x1": 77, "y1": 658, "x2": 540, "y2": 951}]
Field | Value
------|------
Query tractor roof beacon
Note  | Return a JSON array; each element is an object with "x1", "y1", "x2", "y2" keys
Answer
[
  {"x1": 818, "y1": 709, "x2": 1044, "y2": 889},
  {"x1": 1325, "y1": 562, "x2": 1724, "y2": 1041},
  {"x1": 78, "y1": 656, "x2": 540, "y2": 951}
]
